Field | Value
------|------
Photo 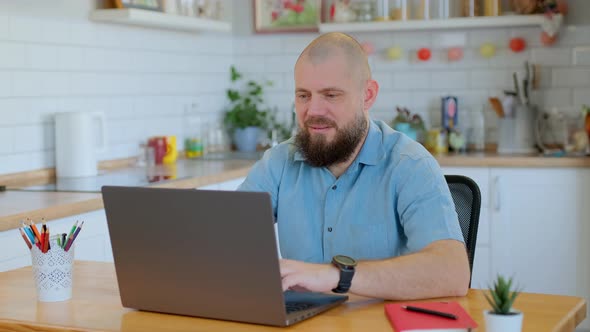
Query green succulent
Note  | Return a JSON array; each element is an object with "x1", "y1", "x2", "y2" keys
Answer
[{"x1": 484, "y1": 275, "x2": 521, "y2": 315}]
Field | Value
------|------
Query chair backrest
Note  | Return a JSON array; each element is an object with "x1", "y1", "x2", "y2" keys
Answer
[{"x1": 444, "y1": 175, "x2": 481, "y2": 286}]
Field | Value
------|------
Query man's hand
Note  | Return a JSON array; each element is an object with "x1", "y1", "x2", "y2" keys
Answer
[{"x1": 280, "y1": 259, "x2": 340, "y2": 292}]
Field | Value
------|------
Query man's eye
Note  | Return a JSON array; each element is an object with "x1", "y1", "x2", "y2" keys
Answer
[{"x1": 297, "y1": 94, "x2": 308, "y2": 100}]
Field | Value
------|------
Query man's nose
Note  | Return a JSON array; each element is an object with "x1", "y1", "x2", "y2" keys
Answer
[{"x1": 306, "y1": 96, "x2": 326, "y2": 116}]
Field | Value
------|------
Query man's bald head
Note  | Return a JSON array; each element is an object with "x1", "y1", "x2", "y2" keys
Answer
[{"x1": 296, "y1": 32, "x2": 371, "y2": 84}]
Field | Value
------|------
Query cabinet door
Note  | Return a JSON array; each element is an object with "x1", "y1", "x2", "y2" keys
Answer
[
  {"x1": 490, "y1": 168, "x2": 587, "y2": 297},
  {"x1": 216, "y1": 177, "x2": 246, "y2": 191}
]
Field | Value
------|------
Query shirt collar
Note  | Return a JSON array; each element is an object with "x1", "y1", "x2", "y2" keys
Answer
[{"x1": 292, "y1": 119, "x2": 384, "y2": 166}]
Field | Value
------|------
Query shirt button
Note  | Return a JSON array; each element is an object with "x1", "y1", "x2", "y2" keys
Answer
[
  {"x1": 327, "y1": 227, "x2": 333, "y2": 232},
  {"x1": 331, "y1": 185, "x2": 337, "y2": 190}
]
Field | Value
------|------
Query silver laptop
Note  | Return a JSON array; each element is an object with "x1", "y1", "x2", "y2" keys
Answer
[{"x1": 101, "y1": 186, "x2": 348, "y2": 327}]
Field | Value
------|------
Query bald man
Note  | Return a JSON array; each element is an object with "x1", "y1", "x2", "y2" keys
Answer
[{"x1": 238, "y1": 33, "x2": 470, "y2": 300}]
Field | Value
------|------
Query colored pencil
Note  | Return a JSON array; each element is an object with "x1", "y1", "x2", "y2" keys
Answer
[
  {"x1": 65, "y1": 221, "x2": 84, "y2": 252},
  {"x1": 18, "y1": 228, "x2": 32, "y2": 249}
]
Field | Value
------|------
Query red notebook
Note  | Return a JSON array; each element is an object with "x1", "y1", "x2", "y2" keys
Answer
[{"x1": 384, "y1": 301, "x2": 478, "y2": 332}]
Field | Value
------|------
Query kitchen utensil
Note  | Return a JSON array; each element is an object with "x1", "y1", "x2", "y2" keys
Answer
[
  {"x1": 497, "y1": 103, "x2": 537, "y2": 154},
  {"x1": 488, "y1": 97, "x2": 504, "y2": 118},
  {"x1": 54, "y1": 112, "x2": 106, "y2": 178}
]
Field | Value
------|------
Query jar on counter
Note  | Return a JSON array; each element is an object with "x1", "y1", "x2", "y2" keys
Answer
[
  {"x1": 375, "y1": 0, "x2": 392, "y2": 20},
  {"x1": 483, "y1": 0, "x2": 501, "y2": 16},
  {"x1": 462, "y1": 0, "x2": 481, "y2": 17},
  {"x1": 390, "y1": 0, "x2": 408, "y2": 20}
]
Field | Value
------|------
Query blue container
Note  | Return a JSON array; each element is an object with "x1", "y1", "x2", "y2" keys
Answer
[{"x1": 394, "y1": 123, "x2": 417, "y2": 141}]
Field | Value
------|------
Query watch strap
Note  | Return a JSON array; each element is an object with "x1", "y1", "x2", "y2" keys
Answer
[{"x1": 332, "y1": 266, "x2": 355, "y2": 293}]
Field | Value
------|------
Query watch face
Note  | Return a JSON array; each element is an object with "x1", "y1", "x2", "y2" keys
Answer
[{"x1": 334, "y1": 255, "x2": 356, "y2": 266}]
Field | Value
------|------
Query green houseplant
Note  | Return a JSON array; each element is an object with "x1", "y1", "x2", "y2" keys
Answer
[
  {"x1": 224, "y1": 66, "x2": 271, "y2": 152},
  {"x1": 483, "y1": 275, "x2": 523, "y2": 332}
]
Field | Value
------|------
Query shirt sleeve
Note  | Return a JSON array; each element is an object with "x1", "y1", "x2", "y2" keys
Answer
[
  {"x1": 236, "y1": 148, "x2": 284, "y2": 218},
  {"x1": 395, "y1": 156, "x2": 464, "y2": 254}
]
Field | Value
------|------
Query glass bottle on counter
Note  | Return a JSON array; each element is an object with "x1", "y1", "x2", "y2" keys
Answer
[{"x1": 183, "y1": 106, "x2": 204, "y2": 159}]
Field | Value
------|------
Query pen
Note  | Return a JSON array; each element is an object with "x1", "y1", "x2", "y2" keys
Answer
[{"x1": 402, "y1": 305, "x2": 457, "y2": 320}]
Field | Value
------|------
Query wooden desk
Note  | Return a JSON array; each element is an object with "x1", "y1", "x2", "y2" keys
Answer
[{"x1": 0, "y1": 261, "x2": 586, "y2": 331}]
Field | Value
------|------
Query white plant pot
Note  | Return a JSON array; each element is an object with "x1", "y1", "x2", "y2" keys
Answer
[{"x1": 484, "y1": 310, "x2": 523, "y2": 332}]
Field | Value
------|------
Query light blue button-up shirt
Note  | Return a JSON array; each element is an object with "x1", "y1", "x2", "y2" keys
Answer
[{"x1": 238, "y1": 119, "x2": 463, "y2": 263}]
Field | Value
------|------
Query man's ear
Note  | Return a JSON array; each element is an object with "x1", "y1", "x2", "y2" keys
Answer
[{"x1": 363, "y1": 79, "x2": 379, "y2": 111}]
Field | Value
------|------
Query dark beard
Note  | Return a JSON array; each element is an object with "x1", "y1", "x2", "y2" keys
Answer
[{"x1": 295, "y1": 113, "x2": 368, "y2": 167}]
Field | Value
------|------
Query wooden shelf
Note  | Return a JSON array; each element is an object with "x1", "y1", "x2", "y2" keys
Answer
[
  {"x1": 319, "y1": 14, "x2": 549, "y2": 33},
  {"x1": 89, "y1": 9, "x2": 231, "y2": 33}
]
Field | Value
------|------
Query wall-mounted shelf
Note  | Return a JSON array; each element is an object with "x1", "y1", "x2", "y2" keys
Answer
[
  {"x1": 319, "y1": 14, "x2": 548, "y2": 33},
  {"x1": 89, "y1": 9, "x2": 231, "y2": 33}
]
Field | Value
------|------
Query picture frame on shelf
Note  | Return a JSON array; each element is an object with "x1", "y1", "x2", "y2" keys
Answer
[
  {"x1": 110, "y1": 0, "x2": 163, "y2": 11},
  {"x1": 254, "y1": 0, "x2": 321, "y2": 34}
]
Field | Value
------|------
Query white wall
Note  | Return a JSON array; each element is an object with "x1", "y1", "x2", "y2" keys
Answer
[{"x1": 0, "y1": 0, "x2": 233, "y2": 174}]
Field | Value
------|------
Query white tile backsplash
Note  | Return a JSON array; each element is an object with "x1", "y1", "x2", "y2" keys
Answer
[
  {"x1": 469, "y1": 69, "x2": 512, "y2": 89},
  {"x1": 468, "y1": 29, "x2": 509, "y2": 48},
  {"x1": 573, "y1": 47, "x2": 590, "y2": 66},
  {"x1": 8, "y1": 16, "x2": 43, "y2": 42},
  {"x1": 0, "y1": 72, "x2": 12, "y2": 97},
  {"x1": 0, "y1": 42, "x2": 28, "y2": 69},
  {"x1": 552, "y1": 68, "x2": 590, "y2": 87},
  {"x1": 393, "y1": 71, "x2": 430, "y2": 90},
  {"x1": 0, "y1": 13, "x2": 233, "y2": 174},
  {"x1": 532, "y1": 89, "x2": 573, "y2": 109},
  {"x1": 0, "y1": 16, "x2": 9, "y2": 40},
  {"x1": 0, "y1": 127, "x2": 13, "y2": 154},
  {"x1": 0, "y1": 11, "x2": 589, "y2": 175},
  {"x1": 532, "y1": 48, "x2": 572, "y2": 66},
  {"x1": 431, "y1": 32, "x2": 467, "y2": 48},
  {"x1": 39, "y1": 19, "x2": 72, "y2": 45},
  {"x1": 573, "y1": 89, "x2": 590, "y2": 107},
  {"x1": 430, "y1": 70, "x2": 469, "y2": 89}
]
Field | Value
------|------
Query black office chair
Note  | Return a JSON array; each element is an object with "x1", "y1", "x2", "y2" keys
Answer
[{"x1": 444, "y1": 175, "x2": 481, "y2": 287}]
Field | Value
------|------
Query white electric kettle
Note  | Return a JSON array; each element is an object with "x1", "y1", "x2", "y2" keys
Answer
[{"x1": 54, "y1": 112, "x2": 106, "y2": 178}]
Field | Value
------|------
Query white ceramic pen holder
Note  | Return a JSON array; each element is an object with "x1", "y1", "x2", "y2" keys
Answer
[{"x1": 31, "y1": 235, "x2": 75, "y2": 302}]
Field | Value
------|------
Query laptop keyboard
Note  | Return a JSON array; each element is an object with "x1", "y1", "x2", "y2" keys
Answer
[{"x1": 285, "y1": 302, "x2": 315, "y2": 314}]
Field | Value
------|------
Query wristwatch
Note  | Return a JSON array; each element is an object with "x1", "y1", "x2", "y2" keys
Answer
[{"x1": 331, "y1": 255, "x2": 357, "y2": 294}]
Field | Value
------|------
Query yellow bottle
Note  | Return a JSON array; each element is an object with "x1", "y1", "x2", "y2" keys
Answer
[{"x1": 162, "y1": 135, "x2": 178, "y2": 164}]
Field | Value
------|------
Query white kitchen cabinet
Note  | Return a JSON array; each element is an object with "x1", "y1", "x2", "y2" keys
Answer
[
  {"x1": 0, "y1": 209, "x2": 112, "y2": 272},
  {"x1": 444, "y1": 166, "x2": 590, "y2": 330},
  {"x1": 490, "y1": 168, "x2": 590, "y2": 297},
  {"x1": 197, "y1": 177, "x2": 246, "y2": 191}
]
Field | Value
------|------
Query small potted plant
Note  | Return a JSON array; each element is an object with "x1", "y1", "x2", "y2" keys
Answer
[
  {"x1": 483, "y1": 275, "x2": 523, "y2": 332},
  {"x1": 224, "y1": 66, "x2": 271, "y2": 152},
  {"x1": 391, "y1": 107, "x2": 425, "y2": 142}
]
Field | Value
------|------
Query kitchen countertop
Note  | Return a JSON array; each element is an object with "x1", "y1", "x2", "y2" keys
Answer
[
  {"x1": 0, "y1": 159, "x2": 256, "y2": 232},
  {"x1": 1, "y1": 152, "x2": 589, "y2": 232}
]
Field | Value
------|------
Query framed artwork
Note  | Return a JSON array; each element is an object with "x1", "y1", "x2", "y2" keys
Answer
[
  {"x1": 254, "y1": 0, "x2": 321, "y2": 34},
  {"x1": 111, "y1": 0, "x2": 163, "y2": 11}
]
